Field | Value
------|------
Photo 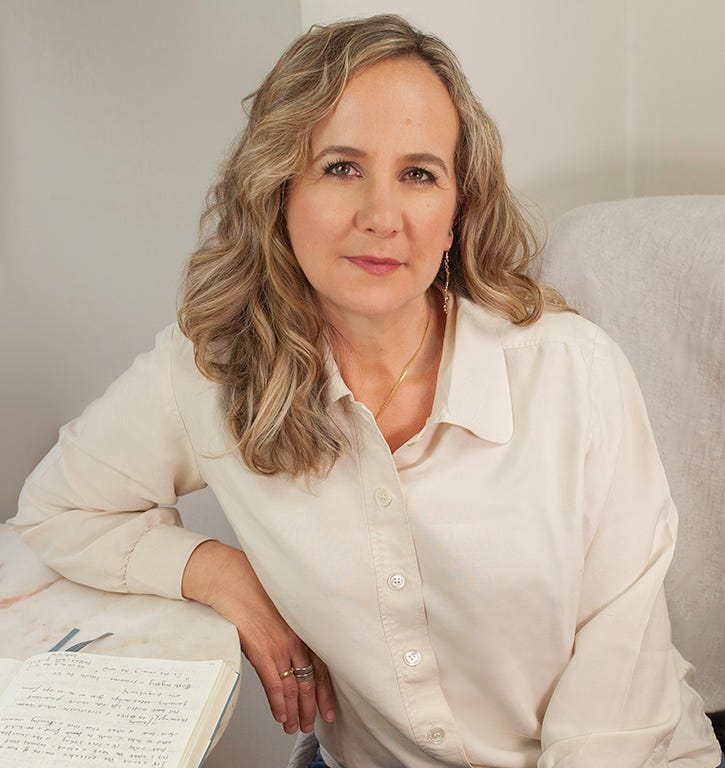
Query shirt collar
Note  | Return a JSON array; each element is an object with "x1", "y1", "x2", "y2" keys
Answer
[
  {"x1": 323, "y1": 295, "x2": 514, "y2": 444},
  {"x1": 324, "y1": 351, "x2": 353, "y2": 406},
  {"x1": 429, "y1": 295, "x2": 513, "y2": 443}
]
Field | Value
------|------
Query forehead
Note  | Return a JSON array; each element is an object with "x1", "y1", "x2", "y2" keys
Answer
[{"x1": 309, "y1": 57, "x2": 459, "y2": 156}]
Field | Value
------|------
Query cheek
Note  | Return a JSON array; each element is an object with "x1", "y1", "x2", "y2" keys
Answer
[
  {"x1": 286, "y1": 188, "x2": 344, "y2": 255},
  {"x1": 413, "y1": 200, "x2": 456, "y2": 247}
]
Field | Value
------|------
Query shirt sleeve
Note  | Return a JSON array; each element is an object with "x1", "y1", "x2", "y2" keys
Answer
[
  {"x1": 538, "y1": 328, "x2": 682, "y2": 768},
  {"x1": 8, "y1": 324, "x2": 211, "y2": 600}
]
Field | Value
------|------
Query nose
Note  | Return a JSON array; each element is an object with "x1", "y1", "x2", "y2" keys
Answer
[{"x1": 354, "y1": 179, "x2": 402, "y2": 237}]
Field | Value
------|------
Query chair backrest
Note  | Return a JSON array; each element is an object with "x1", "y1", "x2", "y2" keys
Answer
[{"x1": 543, "y1": 195, "x2": 725, "y2": 711}]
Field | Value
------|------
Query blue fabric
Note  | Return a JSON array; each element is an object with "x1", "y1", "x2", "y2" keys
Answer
[
  {"x1": 719, "y1": 752, "x2": 725, "y2": 768},
  {"x1": 305, "y1": 750, "x2": 328, "y2": 768}
]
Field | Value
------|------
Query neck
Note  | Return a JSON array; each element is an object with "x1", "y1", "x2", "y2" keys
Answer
[{"x1": 323, "y1": 291, "x2": 445, "y2": 396}]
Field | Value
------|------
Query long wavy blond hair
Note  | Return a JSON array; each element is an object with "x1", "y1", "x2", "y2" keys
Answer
[{"x1": 178, "y1": 14, "x2": 570, "y2": 478}]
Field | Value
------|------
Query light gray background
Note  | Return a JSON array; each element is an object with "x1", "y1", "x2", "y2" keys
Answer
[{"x1": 2, "y1": 1, "x2": 724, "y2": 764}]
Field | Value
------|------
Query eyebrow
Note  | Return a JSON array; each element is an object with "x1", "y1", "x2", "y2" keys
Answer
[{"x1": 313, "y1": 146, "x2": 451, "y2": 175}]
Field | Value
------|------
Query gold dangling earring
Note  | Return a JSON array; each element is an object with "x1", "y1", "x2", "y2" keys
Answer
[{"x1": 442, "y1": 250, "x2": 450, "y2": 315}]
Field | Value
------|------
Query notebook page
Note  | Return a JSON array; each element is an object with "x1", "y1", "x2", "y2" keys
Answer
[{"x1": 0, "y1": 652, "x2": 225, "y2": 768}]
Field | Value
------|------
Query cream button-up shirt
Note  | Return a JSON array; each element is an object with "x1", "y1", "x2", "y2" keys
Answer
[{"x1": 11, "y1": 298, "x2": 721, "y2": 768}]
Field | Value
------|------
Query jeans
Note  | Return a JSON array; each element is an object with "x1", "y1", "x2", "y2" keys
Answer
[{"x1": 305, "y1": 750, "x2": 328, "y2": 768}]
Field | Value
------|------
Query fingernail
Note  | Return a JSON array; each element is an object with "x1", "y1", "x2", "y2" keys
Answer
[{"x1": 324, "y1": 710, "x2": 335, "y2": 722}]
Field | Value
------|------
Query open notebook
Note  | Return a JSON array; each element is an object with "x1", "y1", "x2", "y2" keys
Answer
[{"x1": 0, "y1": 651, "x2": 239, "y2": 767}]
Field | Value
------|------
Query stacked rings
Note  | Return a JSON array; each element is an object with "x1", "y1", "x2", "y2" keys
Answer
[{"x1": 293, "y1": 664, "x2": 314, "y2": 683}]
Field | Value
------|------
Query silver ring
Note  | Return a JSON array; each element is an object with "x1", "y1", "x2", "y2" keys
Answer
[{"x1": 293, "y1": 664, "x2": 314, "y2": 683}]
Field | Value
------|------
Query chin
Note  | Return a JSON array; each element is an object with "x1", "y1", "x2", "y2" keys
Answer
[{"x1": 324, "y1": 290, "x2": 425, "y2": 320}]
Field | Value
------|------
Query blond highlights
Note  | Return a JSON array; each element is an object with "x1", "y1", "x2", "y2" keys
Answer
[{"x1": 178, "y1": 14, "x2": 571, "y2": 478}]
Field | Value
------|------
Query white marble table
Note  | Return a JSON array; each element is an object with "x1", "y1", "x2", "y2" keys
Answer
[{"x1": 0, "y1": 524, "x2": 241, "y2": 748}]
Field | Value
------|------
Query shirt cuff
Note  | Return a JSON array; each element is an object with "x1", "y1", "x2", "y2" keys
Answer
[{"x1": 125, "y1": 519, "x2": 212, "y2": 599}]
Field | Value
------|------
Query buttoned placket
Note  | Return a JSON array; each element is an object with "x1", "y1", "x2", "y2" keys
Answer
[{"x1": 352, "y1": 405, "x2": 471, "y2": 764}]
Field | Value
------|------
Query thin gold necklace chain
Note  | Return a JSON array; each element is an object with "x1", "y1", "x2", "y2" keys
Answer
[{"x1": 375, "y1": 310, "x2": 431, "y2": 421}]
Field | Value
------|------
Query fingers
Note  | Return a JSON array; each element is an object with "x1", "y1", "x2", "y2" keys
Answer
[
  {"x1": 250, "y1": 647, "x2": 313, "y2": 733},
  {"x1": 254, "y1": 656, "x2": 291, "y2": 727},
  {"x1": 311, "y1": 653, "x2": 336, "y2": 724},
  {"x1": 293, "y1": 660, "x2": 317, "y2": 734},
  {"x1": 256, "y1": 647, "x2": 333, "y2": 734},
  {"x1": 281, "y1": 647, "x2": 316, "y2": 734},
  {"x1": 279, "y1": 663, "x2": 303, "y2": 734}
]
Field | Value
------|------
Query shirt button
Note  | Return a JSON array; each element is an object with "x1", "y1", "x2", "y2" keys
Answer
[
  {"x1": 374, "y1": 487, "x2": 393, "y2": 507},
  {"x1": 387, "y1": 573, "x2": 406, "y2": 590},
  {"x1": 428, "y1": 726, "x2": 446, "y2": 744},
  {"x1": 403, "y1": 649, "x2": 422, "y2": 666}
]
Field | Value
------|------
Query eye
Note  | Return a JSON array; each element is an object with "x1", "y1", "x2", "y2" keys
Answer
[
  {"x1": 403, "y1": 167, "x2": 436, "y2": 184},
  {"x1": 323, "y1": 160, "x2": 360, "y2": 178}
]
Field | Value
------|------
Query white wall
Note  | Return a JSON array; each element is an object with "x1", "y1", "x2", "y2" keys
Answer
[{"x1": 0, "y1": 1, "x2": 298, "y2": 525}]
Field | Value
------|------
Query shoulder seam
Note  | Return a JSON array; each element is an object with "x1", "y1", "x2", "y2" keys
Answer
[{"x1": 167, "y1": 325, "x2": 205, "y2": 484}]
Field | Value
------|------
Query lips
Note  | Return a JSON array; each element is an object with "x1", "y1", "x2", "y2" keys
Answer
[{"x1": 345, "y1": 256, "x2": 402, "y2": 275}]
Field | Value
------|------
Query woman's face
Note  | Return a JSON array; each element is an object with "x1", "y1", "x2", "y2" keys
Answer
[{"x1": 284, "y1": 57, "x2": 458, "y2": 323}]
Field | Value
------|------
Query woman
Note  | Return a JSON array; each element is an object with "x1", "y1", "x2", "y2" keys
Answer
[{"x1": 11, "y1": 14, "x2": 722, "y2": 768}]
